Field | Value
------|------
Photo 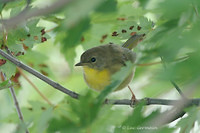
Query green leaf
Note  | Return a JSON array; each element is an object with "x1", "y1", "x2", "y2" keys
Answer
[
  {"x1": 48, "y1": 117, "x2": 79, "y2": 133},
  {"x1": 56, "y1": 17, "x2": 91, "y2": 69},
  {"x1": 74, "y1": 91, "x2": 101, "y2": 127},
  {"x1": 19, "y1": 50, "x2": 48, "y2": 65},
  {"x1": 36, "y1": 107, "x2": 53, "y2": 133},
  {"x1": 62, "y1": 18, "x2": 90, "y2": 48},
  {"x1": 18, "y1": 49, "x2": 53, "y2": 77},
  {"x1": 118, "y1": 1, "x2": 146, "y2": 17},
  {"x1": 158, "y1": 0, "x2": 193, "y2": 19},
  {"x1": 24, "y1": 19, "x2": 46, "y2": 48},
  {"x1": 176, "y1": 106, "x2": 200, "y2": 133},
  {"x1": 42, "y1": 15, "x2": 63, "y2": 24},
  {"x1": 4, "y1": 101, "x2": 53, "y2": 132},
  {"x1": 62, "y1": 47, "x2": 76, "y2": 70},
  {"x1": 96, "y1": 61, "x2": 135, "y2": 103},
  {"x1": 4, "y1": 0, "x2": 26, "y2": 11},
  {"x1": 115, "y1": 102, "x2": 175, "y2": 133},
  {"x1": 26, "y1": 19, "x2": 41, "y2": 35},
  {"x1": 10, "y1": 6, "x2": 22, "y2": 17},
  {"x1": 0, "y1": 80, "x2": 12, "y2": 90},
  {"x1": 14, "y1": 121, "x2": 28, "y2": 133},
  {"x1": 6, "y1": 27, "x2": 27, "y2": 53},
  {"x1": 95, "y1": 0, "x2": 117, "y2": 13},
  {"x1": 81, "y1": 23, "x2": 121, "y2": 49},
  {"x1": 48, "y1": 91, "x2": 100, "y2": 132},
  {"x1": 89, "y1": 106, "x2": 125, "y2": 133},
  {"x1": 0, "y1": 3, "x2": 4, "y2": 12},
  {"x1": 140, "y1": 78, "x2": 172, "y2": 97},
  {"x1": 0, "y1": 58, "x2": 16, "y2": 79},
  {"x1": 3, "y1": 18, "x2": 47, "y2": 53},
  {"x1": 116, "y1": 17, "x2": 153, "y2": 40},
  {"x1": 63, "y1": 0, "x2": 103, "y2": 28}
]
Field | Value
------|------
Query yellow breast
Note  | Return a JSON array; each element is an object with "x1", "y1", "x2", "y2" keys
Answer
[{"x1": 83, "y1": 66, "x2": 110, "y2": 91}]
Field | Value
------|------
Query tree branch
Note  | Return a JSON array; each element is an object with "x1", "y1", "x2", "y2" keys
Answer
[
  {"x1": 0, "y1": 49, "x2": 79, "y2": 99},
  {"x1": 149, "y1": 96, "x2": 194, "y2": 127},
  {"x1": 105, "y1": 98, "x2": 200, "y2": 106},
  {"x1": 0, "y1": 0, "x2": 73, "y2": 30},
  {"x1": 1, "y1": 73, "x2": 29, "y2": 133}
]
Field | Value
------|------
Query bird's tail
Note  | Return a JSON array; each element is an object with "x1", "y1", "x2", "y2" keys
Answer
[{"x1": 122, "y1": 34, "x2": 144, "y2": 50}]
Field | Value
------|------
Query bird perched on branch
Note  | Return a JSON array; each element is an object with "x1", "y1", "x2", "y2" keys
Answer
[{"x1": 75, "y1": 34, "x2": 143, "y2": 100}]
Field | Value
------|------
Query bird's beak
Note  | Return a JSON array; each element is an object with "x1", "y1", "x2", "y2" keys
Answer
[{"x1": 75, "y1": 62, "x2": 84, "y2": 66}]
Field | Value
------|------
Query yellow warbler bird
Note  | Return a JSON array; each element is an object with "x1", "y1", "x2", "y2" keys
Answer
[{"x1": 75, "y1": 35, "x2": 143, "y2": 94}]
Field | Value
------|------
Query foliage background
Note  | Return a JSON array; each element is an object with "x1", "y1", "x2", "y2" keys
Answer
[{"x1": 0, "y1": 0, "x2": 200, "y2": 132}]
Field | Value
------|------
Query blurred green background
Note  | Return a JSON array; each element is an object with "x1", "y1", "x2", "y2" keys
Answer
[{"x1": 0, "y1": 0, "x2": 200, "y2": 132}]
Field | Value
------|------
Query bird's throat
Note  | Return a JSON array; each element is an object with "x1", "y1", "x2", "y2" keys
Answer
[{"x1": 83, "y1": 66, "x2": 110, "y2": 91}]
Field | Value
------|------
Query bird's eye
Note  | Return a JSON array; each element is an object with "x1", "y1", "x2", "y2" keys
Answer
[{"x1": 91, "y1": 57, "x2": 96, "y2": 62}]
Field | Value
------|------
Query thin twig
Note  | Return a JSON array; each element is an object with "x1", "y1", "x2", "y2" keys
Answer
[
  {"x1": 160, "y1": 56, "x2": 186, "y2": 98},
  {"x1": 137, "y1": 56, "x2": 189, "y2": 67},
  {"x1": 0, "y1": 49, "x2": 79, "y2": 99},
  {"x1": 170, "y1": 80, "x2": 186, "y2": 98},
  {"x1": 17, "y1": 67, "x2": 54, "y2": 106},
  {"x1": 192, "y1": 4, "x2": 199, "y2": 17},
  {"x1": 45, "y1": 27, "x2": 57, "y2": 33},
  {"x1": 1, "y1": 73, "x2": 29, "y2": 133}
]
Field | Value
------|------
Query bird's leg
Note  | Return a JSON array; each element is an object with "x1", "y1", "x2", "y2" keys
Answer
[{"x1": 128, "y1": 85, "x2": 137, "y2": 106}]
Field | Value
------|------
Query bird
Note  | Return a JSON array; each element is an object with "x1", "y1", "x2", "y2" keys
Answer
[{"x1": 75, "y1": 34, "x2": 143, "y2": 100}]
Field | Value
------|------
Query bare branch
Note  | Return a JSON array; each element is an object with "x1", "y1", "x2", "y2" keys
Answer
[
  {"x1": 0, "y1": 0, "x2": 73, "y2": 29},
  {"x1": 0, "y1": 49, "x2": 79, "y2": 99},
  {"x1": 105, "y1": 98, "x2": 200, "y2": 106},
  {"x1": 1, "y1": 73, "x2": 29, "y2": 133}
]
